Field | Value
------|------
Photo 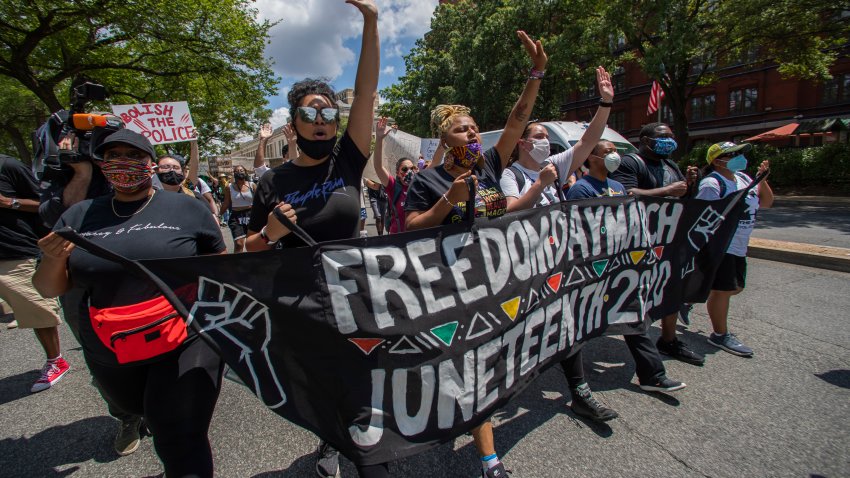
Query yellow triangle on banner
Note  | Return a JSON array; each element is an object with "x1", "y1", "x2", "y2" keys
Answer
[
  {"x1": 629, "y1": 250, "x2": 647, "y2": 265},
  {"x1": 501, "y1": 297, "x2": 521, "y2": 321}
]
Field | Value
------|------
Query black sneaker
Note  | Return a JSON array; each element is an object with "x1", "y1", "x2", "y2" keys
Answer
[
  {"x1": 639, "y1": 376, "x2": 687, "y2": 392},
  {"x1": 315, "y1": 440, "x2": 339, "y2": 478},
  {"x1": 482, "y1": 462, "x2": 511, "y2": 478},
  {"x1": 656, "y1": 338, "x2": 705, "y2": 366},
  {"x1": 570, "y1": 384, "x2": 618, "y2": 422}
]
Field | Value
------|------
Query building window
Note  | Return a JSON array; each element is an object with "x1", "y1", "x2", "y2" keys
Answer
[
  {"x1": 579, "y1": 80, "x2": 597, "y2": 100},
  {"x1": 612, "y1": 66, "x2": 626, "y2": 93},
  {"x1": 690, "y1": 94, "x2": 716, "y2": 121},
  {"x1": 608, "y1": 110, "x2": 626, "y2": 132},
  {"x1": 729, "y1": 88, "x2": 758, "y2": 115},
  {"x1": 822, "y1": 73, "x2": 850, "y2": 104}
]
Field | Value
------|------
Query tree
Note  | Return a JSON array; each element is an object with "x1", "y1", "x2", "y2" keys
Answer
[
  {"x1": 0, "y1": 0, "x2": 278, "y2": 162},
  {"x1": 381, "y1": 0, "x2": 849, "y2": 154}
]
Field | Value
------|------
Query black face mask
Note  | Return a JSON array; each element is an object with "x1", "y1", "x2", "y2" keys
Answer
[
  {"x1": 234, "y1": 172, "x2": 248, "y2": 181},
  {"x1": 297, "y1": 135, "x2": 337, "y2": 160},
  {"x1": 157, "y1": 171, "x2": 185, "y2": 186}
]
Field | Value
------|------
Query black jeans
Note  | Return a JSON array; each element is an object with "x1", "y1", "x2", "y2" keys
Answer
[
  {"x1": 560, "y1": 347, "x2": 586, "y2": 390},
  {"x1": 624, "y1": 331, "x2": 665, "y2": 385},
  {"x1": 85, "y1": 337, "x2": 224, "y2": 478}
]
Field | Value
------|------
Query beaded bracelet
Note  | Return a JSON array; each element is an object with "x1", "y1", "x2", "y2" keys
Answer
[{"x1": 529, "y1": 68, "x2": 546, "y2": 80}]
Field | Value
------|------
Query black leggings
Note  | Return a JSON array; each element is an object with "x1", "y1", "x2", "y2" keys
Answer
[
  {"x1": 560, "y1": 347, "x2": 586, "y2": 390},
  {"x1": 85, "y1": 337, "x2": 224, "y2": 478},
  {"x1": 358, "y1": 463, "x2": 390, "y2": 478}
]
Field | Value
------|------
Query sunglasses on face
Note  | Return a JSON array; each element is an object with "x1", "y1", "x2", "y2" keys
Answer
[
  {"x1": 400, "y1": 166, "x2": 418, "y2": 173},
  {"x1": 297, "y1": 106, "x2": 338, "y2": 124}
]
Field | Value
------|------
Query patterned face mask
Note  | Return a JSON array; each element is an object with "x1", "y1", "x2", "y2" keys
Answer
[
  {"x1": 101, "y1": 158, "x2": 154, "y2": 193},
  {"x1": 445, "y1": 142, "x2": 483, "y2": 170}
]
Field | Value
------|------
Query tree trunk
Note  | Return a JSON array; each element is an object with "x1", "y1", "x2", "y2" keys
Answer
[{"x1": 1, "y1": 123, "x2": 33, "y2": 165}]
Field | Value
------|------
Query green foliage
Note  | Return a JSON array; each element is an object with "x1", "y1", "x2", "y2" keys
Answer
[{"x1": 0, "y1": 0, "x2": 279, "y2": 162}]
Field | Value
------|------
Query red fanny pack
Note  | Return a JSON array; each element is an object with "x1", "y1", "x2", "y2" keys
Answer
[{"x1": 89, "y1": 295, "x2": 187, "y2": 364}]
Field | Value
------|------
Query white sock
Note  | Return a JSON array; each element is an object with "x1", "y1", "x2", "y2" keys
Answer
[{"x1": 481, "y1": 453, "x2": 499, "y2": 471}]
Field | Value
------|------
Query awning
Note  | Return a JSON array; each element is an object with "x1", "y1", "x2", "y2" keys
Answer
[
  {"x1": 745, "y1": 123, "x2": 798, "y2": 142},
  {"x1": 793, "y1": 118, "x2": 849, "y2": 135}
]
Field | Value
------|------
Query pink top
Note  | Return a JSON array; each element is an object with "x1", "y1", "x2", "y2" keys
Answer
[{"x1": 384, "y1": 175, "x2": 408, "y2": 234}]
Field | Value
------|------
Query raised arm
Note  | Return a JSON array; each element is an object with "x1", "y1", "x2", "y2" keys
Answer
[
  {"x1": 186, "y1": 132, "x2": 200, "y2": 186},
  {"x1": 345, "y1": 0, "x2": 379, "y2": 156},
  {"x1": 493, "y1": 31, "x2": 548, "y2": 167},
  {"x1": 757, "y1": 160, "x2": 774, "y2": 208},
  {"x1": 254, "y1": 123, "x2": 273, "y2": 169},
  {"x1": 373, "y1": 117, "x2": 392, "y2": 186},
  {"x1": 283, "y1": 123, "x2": 298, "y2": 161},
  {"x1": 567, "y1": 66, "x2": 614, "y2": 176}
]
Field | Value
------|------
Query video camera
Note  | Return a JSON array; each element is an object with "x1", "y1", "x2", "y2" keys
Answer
[{"x1": 32, "y1": 81, "x2": 124, "y2": 179}]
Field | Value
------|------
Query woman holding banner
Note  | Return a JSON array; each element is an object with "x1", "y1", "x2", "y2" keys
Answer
[
  {"x1": 243, "y1": 1, "x2": 384, "y2": 476},
  {"x1": 404, "y1": 30, "x2": 547, "y2": 478},
  {"x1": 32, "y1": 129, "x2": 227, "y2": 477}
]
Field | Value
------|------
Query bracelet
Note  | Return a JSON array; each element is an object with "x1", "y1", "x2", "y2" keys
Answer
[
  {"x1": 599, "y1": 100, "x2": 613, "y2": 107},
  {"x1": 529, "y1": 68, "x2": 546, "y2": 80},
  {"x1": 260, "y1": 226, "x2": 278, "y2": 245},
  {"x1": 441, "y1": 194, "x2": 457, "y2": 207}
]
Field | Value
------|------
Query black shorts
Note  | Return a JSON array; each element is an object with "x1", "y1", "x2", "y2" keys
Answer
[
  {"x1": 711, "y1": 253, "x2": 747, "y2": 291},
  {"x1": 228, "y1": 209, "x2": 251, "y2": 240}
]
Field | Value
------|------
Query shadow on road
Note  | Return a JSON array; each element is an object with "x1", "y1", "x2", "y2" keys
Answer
[
  {"x1": 0, "y1": 369, "x2": 42, "y2": 406},
  {"x1": 0, "y1": 416, "x2": 119, "y2": 474},
  {"x1": 815, "y1": 369, "x2": 850, "y2": 390}
]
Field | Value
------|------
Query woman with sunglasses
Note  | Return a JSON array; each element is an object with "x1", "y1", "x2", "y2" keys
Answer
[
  {"x1": 372, "y1": 117, "x2": 417, "y2": 234},
  {"x1": 404, "y1": 30, "x2": 546, "y2": 478},
  {"x1": 696, "y1": 142, "x2": 773, "y2": 357},
  {"x1": 244, "y1": 1, "x2": 382, "y2": 476},
  {"x1": 33, "y1": 129, "x2": 227, "y2": 477}
]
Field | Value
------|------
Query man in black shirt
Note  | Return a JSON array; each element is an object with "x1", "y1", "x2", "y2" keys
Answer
[
  {"x1": 609, "y1": 122, "x2": 705, "y2": 366},
  {"x1": 0, "y1": 154, "x2": 70, "y2": 392}
]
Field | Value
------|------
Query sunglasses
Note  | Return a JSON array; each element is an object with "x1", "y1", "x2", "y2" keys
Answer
[
  {"x1": 399, "y1": 166, "x2": 418, "y2": 173},
  {"x1": 297, "y1": 106, "x2": 339, "y2": 124}
]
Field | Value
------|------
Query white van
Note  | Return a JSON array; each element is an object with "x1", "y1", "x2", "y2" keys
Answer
[{"x1": 479, "y1": 121, "x2": 637, "y2": 158}]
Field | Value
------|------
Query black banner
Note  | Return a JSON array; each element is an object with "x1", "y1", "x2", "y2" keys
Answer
[{"x1": 60, "y1": 191, "x2": 748, "y2": 465}]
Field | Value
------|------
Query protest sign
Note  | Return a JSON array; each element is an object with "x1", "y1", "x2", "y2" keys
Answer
[
  {"x1": 383, "y1": 129, "x2": 421, "y2": 170},
  {"x1": 60, "y1": 191, "x2": 748, "y2": 466},
  {"x1": 111, "y1": 101, "x2": 195, "y2": 145},
  {"x1": 420, "y1": 139, "x2": 441, "y2": 163}
]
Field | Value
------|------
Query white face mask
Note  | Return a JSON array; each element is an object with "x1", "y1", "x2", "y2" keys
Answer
[
  {"x1": 604, "y1": 151, "x2": 622, "y2": 173},
  {"x1": 527, "y1": 138, "x2": 550, "y2": 164}
]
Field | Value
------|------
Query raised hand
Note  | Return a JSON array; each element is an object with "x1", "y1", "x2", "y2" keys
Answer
[
  {"x1": 757, "y1": 160, "x2": 770, "y2": 176},
  {"x1": 259, "y1": 123, "x2": 273, "y2": 140},
  {"x1": 282, "y1": 123, "x2": 296, "y2": 143},
  {"x1": 518, "y1": 30, "x2": 547, "y2": 71},
  {"x1": 345, "y1": 0, "x2": 377, "y2": 19},
  {"x1": 376, "y1": 117, "x2": 392, "y2": 140},
  {"x1": 597, "y1": 66, "x2": 614, "y2": 102}
]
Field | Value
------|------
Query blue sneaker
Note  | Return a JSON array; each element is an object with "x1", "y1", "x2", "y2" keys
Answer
[{"x1": 708, "y1": 333, "x2": 753, "y2": 357}]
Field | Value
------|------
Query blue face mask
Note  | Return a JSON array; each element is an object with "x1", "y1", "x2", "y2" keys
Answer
[
  {"x1": 726, "y1": 154, "x2": 747, "y2": 172},
  {"x1": 650, "y1": 137, "x2": 678, "y2": 156}
]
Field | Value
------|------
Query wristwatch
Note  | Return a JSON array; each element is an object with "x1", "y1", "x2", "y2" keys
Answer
[{"x1": 10, "y1": 198, "x2": 21, "y2": 210}]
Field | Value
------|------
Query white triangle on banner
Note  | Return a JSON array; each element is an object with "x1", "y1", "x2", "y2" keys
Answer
[
  {"x1": 527, "y1": 288, "x2": 540, "y2": 311},
  {"x1": 566, "y1": 265, "x2": 586, "y2": 286},
  {"x1": 466, "y1": 313, "x2": 495, "y2": 340},
  {"x1": 388, "y1": 336, "x2": 422, "y2": 354}
]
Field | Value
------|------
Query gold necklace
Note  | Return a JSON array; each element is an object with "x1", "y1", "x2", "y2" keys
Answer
[{"x1": 112, "y1": 190, "x2": 156, "y2": 218}]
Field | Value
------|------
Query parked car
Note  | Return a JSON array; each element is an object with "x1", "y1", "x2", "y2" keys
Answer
[{"x1": 479, "y1": 121, "x2": 638, "y2": 158}]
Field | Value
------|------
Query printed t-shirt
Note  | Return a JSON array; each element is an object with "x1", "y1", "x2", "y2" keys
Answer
[
  {"x1": 0, "y1": 155, "x2": 47, "y2": 259},
  {"x1": 565, "y1": 175, "x2": 627, "y2": 200},
  {"x1": 384, "y1": 175, "x2": 408, "y2": 234},
  {"x1": 248, "y1": 131, "x2": 368, "y2": 248},
  {"x1": 405, "y1": 147, "x2": 507, "y2": 225},
  {"x1": 499, "y1": 147, "x2": 575, "y2": 207},
  {"x1": 55, "y1": 189, "x2": 225, "y2": 365},
  {"x1": 696, "y1": 172, "x2": 759, "y2": 257}
]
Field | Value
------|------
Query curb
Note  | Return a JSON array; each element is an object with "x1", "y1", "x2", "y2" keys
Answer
[
  {"x1": 748, "y1": 238, "x2": 850, "y2": 274},
  {"x1": 773, "y1": 196, "x2": 850, "y2": 208}
]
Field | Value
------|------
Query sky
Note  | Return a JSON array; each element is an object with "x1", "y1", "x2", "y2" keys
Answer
[{"x1": 254, "y1": 0, "x2": 440, "y2": 129}]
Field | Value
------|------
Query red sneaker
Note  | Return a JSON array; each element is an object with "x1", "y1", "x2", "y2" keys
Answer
[{"x1": 31, "y1": 358, "x2": 70, "y2": 393}]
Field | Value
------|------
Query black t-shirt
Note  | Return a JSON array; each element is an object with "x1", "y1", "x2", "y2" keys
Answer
[
  {"x1": 56, "y1": 189, "x2": 225, "y2": 365},
  {"x1": 405, "y1": 147, "x2": 506, "y2": 224},
  {"x1": 0, "y1": 155, "x2": 48, "y2": 259},
  {"x1": 609, "y1": 152, "x2": 685, "y2": 191},
  {"x1": 367, "y1": 185, "x2": 387, "y2": 203},
  {"x1": 248, "y1": 131, "x2": 368, "y2": 248}
]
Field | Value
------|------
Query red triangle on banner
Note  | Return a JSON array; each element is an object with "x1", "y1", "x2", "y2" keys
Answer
[
  {"x1": 548, "y1": 236, "x2": 555, "y2": 245},
  {"x1": 348, "y1": 338, "x2": 385, "y2": 355},
  {"x1": 546, "y1": 272, "x2": 563, "y2": 292},
  {"x1": 653, "y1": 246, "x2": 664, "y2": 258}
]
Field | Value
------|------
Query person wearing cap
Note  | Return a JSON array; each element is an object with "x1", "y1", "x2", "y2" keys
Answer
[
  {"x1": 33, "y1": 129, "x2": 227, "y2": 477},
  {"x1": 696, "y1": 141, "x2": 773, "y2": 357}
]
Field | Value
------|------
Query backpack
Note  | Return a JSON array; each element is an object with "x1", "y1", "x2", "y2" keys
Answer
[
  {"x1": 508, "y1": 164, "x2": 565, "y2": 202},
  {"x1": 707, "y1": 171, "x2": 748, "y2": 197}
]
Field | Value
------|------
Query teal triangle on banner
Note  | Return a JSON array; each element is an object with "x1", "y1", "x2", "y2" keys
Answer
[
  {"x1": 592, "y1": 259, "x2": 609, "y2": 277},
  {"x1": 430, "y1": 321, "x2": 459, "y2": 346}
]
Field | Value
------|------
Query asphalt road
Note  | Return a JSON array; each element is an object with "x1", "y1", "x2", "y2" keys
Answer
[
  {"x1": 1, "y1": 258, "x2": 847, "y2": 478},
  {"x1": 753, "y1": 202, "x2": 850, "y2": 249}
]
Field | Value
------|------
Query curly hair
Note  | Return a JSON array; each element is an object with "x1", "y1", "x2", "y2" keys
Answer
[
  {"x1": 430, "y1": 104, "x2": 472, "y2": 136},
  {"x1": 639, "y1": 122, "x2": 667, "y2": 139},
  {"x1": 288, "y1": 78, "x2": 336, "y2": 121}
]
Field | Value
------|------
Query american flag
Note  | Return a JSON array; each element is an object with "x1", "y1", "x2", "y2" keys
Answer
[{"x1": 647, "y1": 80, "x2": 665, "y2": 116}]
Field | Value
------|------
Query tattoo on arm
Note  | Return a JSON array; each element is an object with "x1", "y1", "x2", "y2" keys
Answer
[{"x1": 513, "y1": 102, "x2": 529, "y2": 123}]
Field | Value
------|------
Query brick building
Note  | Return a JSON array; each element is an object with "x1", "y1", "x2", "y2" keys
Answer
[{"x1": 560, "y1": 54, "x2": 850, "y2": 148}]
